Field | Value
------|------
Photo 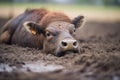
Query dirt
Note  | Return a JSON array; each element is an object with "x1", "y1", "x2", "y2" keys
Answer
[{"x1": 0, "y1": 18, "x2": 120, "y2": 80}]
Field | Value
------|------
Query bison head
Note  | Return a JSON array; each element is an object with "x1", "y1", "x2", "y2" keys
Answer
[{"x1": 23, "y1": 15, "x2": 85, "y2": 57}]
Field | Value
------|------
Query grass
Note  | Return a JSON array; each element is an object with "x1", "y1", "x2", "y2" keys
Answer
[
  {"x1": 0, "y1": 2, "x2": 120, "y2": 22},
  {"x1": 0, "y1": 2, "x2": 120, "y2": 13}
]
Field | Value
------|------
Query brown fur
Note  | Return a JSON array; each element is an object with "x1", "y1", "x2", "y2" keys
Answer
[
  {"x1": 39, "y1": 12, "x2": 71, "y2": 28},
  {"x1": 0, "y1": 8, "x2": 84, "y2": 56},
  {"x1": 0, "y1": 8, "x2": 71, "y2": 47}
]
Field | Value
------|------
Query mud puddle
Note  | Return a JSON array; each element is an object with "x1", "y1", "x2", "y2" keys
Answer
[{"x1": 0, "y1": 61, "x2": 64, "y2": 72}]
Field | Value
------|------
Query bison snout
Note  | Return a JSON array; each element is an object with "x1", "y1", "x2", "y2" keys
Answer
[
  {"x1": 55, "y1": 39, "x2": 79, "y2": 57},
  {"x1": 60, "y1": 39, "x2": 78, "y2": 50}
]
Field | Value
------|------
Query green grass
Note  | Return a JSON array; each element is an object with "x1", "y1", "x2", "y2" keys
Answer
[{"x1": 0, "y1": 2, "x2": 120, "y2": 12}]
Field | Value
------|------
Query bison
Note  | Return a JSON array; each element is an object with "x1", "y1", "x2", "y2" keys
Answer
[{"x1": 0, "y1": 8, "x2": 85, "y2": 57}]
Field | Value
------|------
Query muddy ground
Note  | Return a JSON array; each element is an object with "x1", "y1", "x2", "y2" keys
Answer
[{"x1": 0, "y1": 18, "x2": 120, "y2": 80}]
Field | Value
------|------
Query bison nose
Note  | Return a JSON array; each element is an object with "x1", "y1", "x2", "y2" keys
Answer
[{"x1": 60, "y1": 39, "x2": 78, "y2": 50}]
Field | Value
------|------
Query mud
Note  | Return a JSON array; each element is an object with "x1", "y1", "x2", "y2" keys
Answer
[{"x1": 0, "y1": 18, "x2": 120, "y2": 80}]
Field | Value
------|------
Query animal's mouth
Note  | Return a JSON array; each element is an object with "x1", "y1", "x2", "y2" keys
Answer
[{"x1": 56, "y1": 50, "x2": 79, "y2": 57}]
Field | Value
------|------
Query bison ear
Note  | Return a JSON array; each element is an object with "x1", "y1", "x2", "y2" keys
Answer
[
  {"x1": 23, "y1": 21, "x2": 44, "y2": 35},
  {"x1": 72, "y1": 15, "x2": 85, "y2": 29}
]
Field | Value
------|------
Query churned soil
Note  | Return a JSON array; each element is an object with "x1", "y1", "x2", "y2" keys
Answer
[{"x1": 0, "y1": 18, "x2": 120, "y2": 80}]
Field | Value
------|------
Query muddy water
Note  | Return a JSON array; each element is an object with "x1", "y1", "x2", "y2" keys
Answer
[{"x1": 0, "y1": 61, "x2": 63, "y2": 72}]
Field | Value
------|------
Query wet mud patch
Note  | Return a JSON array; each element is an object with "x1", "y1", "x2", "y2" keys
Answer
[
  {"x1": 0, "y1": 61, "x2": 64, "y2": 72},
  {"x1": 0, "y1": 18, "x2": 120, "y2": 80},
  {"x1": 0, "y1": 40, "x2": 120, "y2": 80}
]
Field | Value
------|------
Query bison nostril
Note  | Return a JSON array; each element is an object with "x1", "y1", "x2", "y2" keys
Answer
[
  {"x1": 61, "y1": 41, "x2": 67, "y2": 47},
  {"x1": 73, "y1": 41, "x2": 77, "y2": 46}
]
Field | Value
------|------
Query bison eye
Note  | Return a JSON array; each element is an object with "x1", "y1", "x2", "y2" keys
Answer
[
  {"x1": 46, "y1": 32, "x2": 51, "y2": 37},
  {"x1": 73, "y1": 29, "x2": 76, "y2": 32},
  {"x1": 70, "y1": 28, "x2": 76, "y2": 34},
  {"x1": 45, "y1": 31, "x2": 54, "y2": 40},
  {"x1": 46, "y1": 31, "x2": 53, "y2": 38}
]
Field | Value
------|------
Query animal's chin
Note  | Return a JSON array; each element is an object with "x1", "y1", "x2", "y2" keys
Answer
[{"x1": 56, "y1": 50, "x2": 79, "y2": 57}]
